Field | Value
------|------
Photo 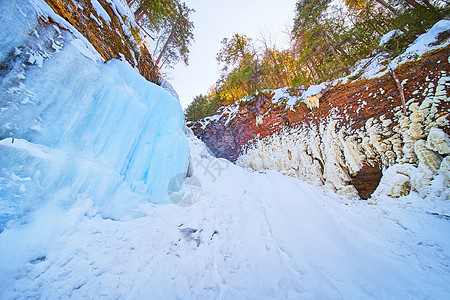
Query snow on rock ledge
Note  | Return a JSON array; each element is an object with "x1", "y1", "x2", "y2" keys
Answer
[
  {"x1": 237, "y1": 68, "x2": 450, "y2": 200},
  {"x1": 192, "y1": 21, "x2": 450, "y2": 201}
]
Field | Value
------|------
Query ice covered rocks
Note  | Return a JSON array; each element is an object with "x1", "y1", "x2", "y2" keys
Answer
[
  {"x1": 414, "y1": 140, "x2": 442, "y2": 173},
  {"x1": 427, "y1": 127, "x2": 450, "y2": 154},
  {"x1": 373, "y1": 164, "x2": 414, "y2": 198},
  {"x1": 441, "y1": 156, "x2": 450, "y2": 189}
]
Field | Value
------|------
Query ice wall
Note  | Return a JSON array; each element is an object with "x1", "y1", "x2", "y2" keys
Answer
[{"x1": 0, "y1": 0, "x2": 189, "y2": 230}]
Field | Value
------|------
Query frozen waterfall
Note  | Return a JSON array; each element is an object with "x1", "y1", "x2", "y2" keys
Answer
[{"x1": 0, "y1": 0, "x2": 189, "y2": 230}]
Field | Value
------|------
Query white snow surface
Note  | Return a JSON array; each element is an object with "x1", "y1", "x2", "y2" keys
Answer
[
  {"x1": 270, "y1": 87, "x2": 299, "y2": 106},
  {"x1": 399, "y1": 20, "x2": 450, "y2": 60},
  {"x1": 302, "y1": 82, "x2": 326, "y2": 99},
  {"x1": 195, "y1": 104, "x2": 240, "y2": 129},
  {"x1": 379, "y1": 29, "x2": 403, "y2": 47},
  {"x1": 1, "y1": 1, "x2": 450, "y2": 298},
  {"x1": 269, "y1": 84, "x2": 326, "y2": 107},
  {"x1": 1, "y1": 135, "x2": 449, "y2": 299},
  {"x1": 346, "y1": 19, "x2": 450, "y2": 82},
  {"x1": 90, "y1": 0, "x2": 111, "y2": 23}
]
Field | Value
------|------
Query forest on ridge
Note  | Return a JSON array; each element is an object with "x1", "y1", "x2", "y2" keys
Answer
[{"x1": 185, "y1": 0, "x2": 449, "y2": 122}]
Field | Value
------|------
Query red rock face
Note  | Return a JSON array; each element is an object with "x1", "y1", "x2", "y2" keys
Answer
[
  {"x1": 190, "y1": 47, "x2": 450, "y2": 198},
  {"x1": 350, "y1": 164, "x2": 383, "y2": 200},
  {"x1": 44, "y1": 0, "x2": 161, "y2": 83},
  {"x1": 192, "y1": 47, "x2": 450, "y2": 161}
]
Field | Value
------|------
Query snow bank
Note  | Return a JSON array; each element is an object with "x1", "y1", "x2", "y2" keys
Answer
[
  {"x1": 269, "y1": 87, "x2": 299, "y2": 106},
  {"x1": 90, "y1": 0, "x2": 111, "y2": 23},
  {"x1": 346, "y1": 20, "x2": 450, "y2": 82},
  {"x1": 379, "y1": 29, "x2": 403, "y2": 47},
  {"x1": 269, "y1": 84, "x2": 327, "y2": 109},
  {"x1": 0, "y1": 0, "x2": 188, "y2": 230},
  {"x1": 195, "y1": 103, "x2": 240, "y2": 129},
  {"x1": 398, "y1": 20, "x2": 450, "y2": 61},
  {"x1": 1, "y1": 134, "x2": 449, "y2": 298}
]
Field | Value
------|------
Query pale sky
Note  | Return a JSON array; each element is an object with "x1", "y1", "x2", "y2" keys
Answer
[{"x1": 168, "y1": 0, "x2": 299, "y2": 109}]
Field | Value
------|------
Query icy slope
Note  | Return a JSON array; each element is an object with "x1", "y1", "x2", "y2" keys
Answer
[
  {"x1": 1, "y1": 135, "x2": 449, "y2": 299},
  {"x1": 0, "y1": 0, "x2": 188, "y2": 228}
]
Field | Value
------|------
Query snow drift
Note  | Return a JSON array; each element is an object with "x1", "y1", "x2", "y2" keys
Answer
[
  {"x1": 0, "y1": 0, "x2": 189, "y2": 230},
  {"x1": 1, "y1": 133, "x2": 449, "y2": 298}
]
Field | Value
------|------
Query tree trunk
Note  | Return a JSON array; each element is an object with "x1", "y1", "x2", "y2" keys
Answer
[
  {"x1": 267, "y1": 49, "x2": 286, "y2": 87},
  {"x1": 307, "y1": 59, "x2": 320, "y2": 82},
  {"x1": 389, "y1": 67, "x2": 406, "y2": 115},
  {"x1": 365, "y1": 10, "x2": 384, "y2": 35},
  {"x1": 156, "y1": 24, "x2": 177, "y2": 65},
  {"x1": 320, "y1": 29, "x2": 345, "y2": 66},
  {"x1": 305, "y1": 63, "x2": 315, "y2": 82},
  {"x1": 134, "y1": 7, "x2": 145, "y2": 23}
]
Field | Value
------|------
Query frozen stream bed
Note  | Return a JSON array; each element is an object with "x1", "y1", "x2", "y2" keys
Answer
[{"x1": 1, "y1": 136, "x2": 449, "y2": 299}]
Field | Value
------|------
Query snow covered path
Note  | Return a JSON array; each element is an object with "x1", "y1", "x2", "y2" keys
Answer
[{"x1": 1, "y1": 136, "x2": 450, "y2": 299}]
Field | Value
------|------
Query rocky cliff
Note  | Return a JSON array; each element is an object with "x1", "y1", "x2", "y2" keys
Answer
[
  {"x1": 42, "y1": 0, "x2": 161, "y2": 83},
  {"x1": 190, "y1": 22, "x2": 450, "y2": 200}
]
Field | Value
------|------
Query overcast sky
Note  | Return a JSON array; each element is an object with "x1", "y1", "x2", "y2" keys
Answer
[{"x1": 168, "y1": 0, "x2": 298, "y2": 109}]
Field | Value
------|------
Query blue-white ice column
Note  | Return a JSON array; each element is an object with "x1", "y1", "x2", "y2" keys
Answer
[{"x1": 0, "y1": 0, "x2": 189, "y2": 228}]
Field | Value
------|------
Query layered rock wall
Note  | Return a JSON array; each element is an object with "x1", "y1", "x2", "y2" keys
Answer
[
  {"x1": 43, "y1": 0, "x2": 161, "y2": 83},
  {"x1": 191, "y1": 47, "x2": 450, "y2": 200}
]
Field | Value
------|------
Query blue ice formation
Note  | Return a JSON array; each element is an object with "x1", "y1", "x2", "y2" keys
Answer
[{"x1": 0, "y1": 0, "x2": 189, "y2": 230}]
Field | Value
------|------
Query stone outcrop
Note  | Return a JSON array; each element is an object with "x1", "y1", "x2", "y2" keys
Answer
[
  {"x1": 44, "y1": 0, "x2": 161, "y2": 83},
  {"x1": 190, "y1": 46, "x2": 450, "y2": 200}
]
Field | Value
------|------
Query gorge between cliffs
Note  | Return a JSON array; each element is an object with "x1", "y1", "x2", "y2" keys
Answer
[{"x1": 1, "y1": 0, "x2": 450, "y2": 299}]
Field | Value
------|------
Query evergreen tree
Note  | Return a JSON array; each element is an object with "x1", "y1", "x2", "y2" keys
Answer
[
  {"x1": 216, "y1": 34, "x2": 265, "y2": 99},
  {"x1": 127, "y1": 0, "x2": 194, "y2": 69},
  {"x1": 216, "y1": 34, "x2": 254, "y2": 73},
  {"x1": 153, "y1": 2, "x2": 194, "y2": 69},
  {"x1": 185, "y1": 0, "x2": 449, "y2": 122}
]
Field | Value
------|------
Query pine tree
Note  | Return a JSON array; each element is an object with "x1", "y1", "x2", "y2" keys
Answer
[
  {"x1": 128, "y1": 0, "x2": 194, "y2": 69},
  {"x1": 153, "y1": 2, "x2": 194, "y2": 69}
]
